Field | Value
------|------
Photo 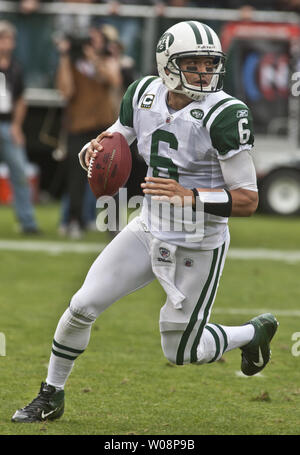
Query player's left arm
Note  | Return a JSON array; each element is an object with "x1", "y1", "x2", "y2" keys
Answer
[
  {"x1": 218, "y1": 149, "x2": 258, "y2": 217},
  {"x1": 141, "y1": 172, "x2": 258, "y2": 217},
  {"x1": 210, "y1": 103, "x2": 258, "y2": 217}
]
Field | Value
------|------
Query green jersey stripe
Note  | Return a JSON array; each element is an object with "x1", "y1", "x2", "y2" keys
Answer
[
  {"x1": 120, "y1": 76, "x2": 158, "y2": 127},
  {"x1": 175, "y1": 246, "x2": 219, "y2": 366},
  {"x1": 137, "y1": 76, "x2": 158, "y2": 103},
  {"x1": 202, "y1": 23, "x2": 214, "y2": 45},
  {"x1": 211, "y1": 323, "x2": 228, "y2": 354},
  {"x1": 187, "y1": 21, "x2": 203, "y2": 45},
  {"x1": 119, "y1": 78, "x2": 141, "y2": 127},
  {"x1": 206, "y1": 325, "x2": 221, "y2": 363},
  {"x1": 53, "y1": 339, "x2": 85, "y2": 354},
  {"x1": 190, "y1": 242, "x2": 226, "y2": 363},
  {"x1": 203, "y1": 97, "x2": 235, "y2": 127}
]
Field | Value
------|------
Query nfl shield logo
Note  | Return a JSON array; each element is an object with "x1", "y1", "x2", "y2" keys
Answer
[
  {"x1": 159, "y1": 247, "x2": 170, "y2": 259},
  {"x1": 184, "y1": 258, "x2": 193, "y2": 267}
]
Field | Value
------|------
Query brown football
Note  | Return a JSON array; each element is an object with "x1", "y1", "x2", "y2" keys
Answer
[{"x1": 87, "y1": 132, "x2": 132, "y2": 198}]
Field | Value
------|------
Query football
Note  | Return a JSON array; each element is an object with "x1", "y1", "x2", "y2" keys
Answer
[{"x1": 87, "y1": 132, "x2": 132, "y2": 198}]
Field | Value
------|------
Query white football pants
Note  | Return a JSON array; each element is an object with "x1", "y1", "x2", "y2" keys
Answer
[{"x1": 46, "y1": 217, "x2": 255, "y2": 388}]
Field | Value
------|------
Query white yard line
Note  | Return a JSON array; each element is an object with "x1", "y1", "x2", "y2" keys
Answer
[
  {"x1": 0, "y1": 240, "x2": 300, "y2": 262},
  {"x1": 227, "y1": 248, "x2": 300, "y2": 264},
  {"x1": 0, "y1": 240, "x2": 300, "y2": 263},
  {"x1": 0, "y1": 240, "x2": 106, "y2": 254},
  {"x1": 213, "y1": 308, "x2": 300, "y2": 317},
  {"x1": 1, "y1": 239, "x2": 299, "y2": 317}
]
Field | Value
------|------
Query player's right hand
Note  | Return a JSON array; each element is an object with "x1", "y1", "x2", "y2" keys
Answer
[{"x1": 84, "y1": 131, "x2": 113, "y2": 168}]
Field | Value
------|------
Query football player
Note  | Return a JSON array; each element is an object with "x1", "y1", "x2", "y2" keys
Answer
[{"x1": 12, "y1": 21, "x2": 278, "y2": 423}]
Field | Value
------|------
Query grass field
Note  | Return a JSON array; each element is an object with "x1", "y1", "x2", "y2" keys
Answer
[{"x1": 1, "y1": 203, "x2": 300, "y2": 436}]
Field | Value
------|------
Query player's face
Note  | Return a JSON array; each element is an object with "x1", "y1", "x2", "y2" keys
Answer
[
  {"x1": 178, "y1": 56, "x2": 215, "y2": 87},
  {"x1": 0, "y1": 32, "x2": 15, "y2": 55}
]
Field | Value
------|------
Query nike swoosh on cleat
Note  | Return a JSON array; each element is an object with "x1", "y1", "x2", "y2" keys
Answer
[
  {"x1": 253, "y1": 347, "x2": 264, "y2": 367},
  {"x1": 41, "y1": 408, "x2": 58, "y2": 419}
]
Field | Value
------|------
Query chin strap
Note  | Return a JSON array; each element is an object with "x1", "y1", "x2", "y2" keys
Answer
[{"x1": 169, "y1": 87, "x2": 208, "y2": 102}]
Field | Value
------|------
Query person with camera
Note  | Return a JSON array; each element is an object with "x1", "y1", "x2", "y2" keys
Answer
[
  {"x1": 0, "y1": 20, "x2": 40, "y2": 234},
  {"x1": 55, "y1": 26, "x2": 123, "y2": 238}
]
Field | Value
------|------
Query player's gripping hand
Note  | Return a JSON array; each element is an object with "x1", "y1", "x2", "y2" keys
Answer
[
  {"x1": 141, "y1": 176, "x2": 195, "y2": 207},
  {"x1": 84, "y1": 131, "x2": 113, "y2": 168}
]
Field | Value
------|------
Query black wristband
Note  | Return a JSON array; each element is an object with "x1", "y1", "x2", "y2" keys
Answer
[{"x1": 192, "y1": 188, "x2": 232, "y2": 217}]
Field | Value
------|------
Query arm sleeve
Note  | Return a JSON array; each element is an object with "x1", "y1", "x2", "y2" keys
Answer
[{"x1": 219, "y1": 149, "x2": 258, "y2": 192}]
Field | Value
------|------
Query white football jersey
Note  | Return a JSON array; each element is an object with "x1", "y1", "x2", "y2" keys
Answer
[{"x1": 108, "y1": 76, "x2": 254, "y2": 250}]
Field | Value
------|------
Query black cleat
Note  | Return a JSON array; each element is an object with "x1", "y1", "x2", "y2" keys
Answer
[
  {"x1": 12, "y1": 382, "x2": 64, "y2": 423},
  {"x1": 240, "y1": 313, "x2": 279, "y2": 376}
]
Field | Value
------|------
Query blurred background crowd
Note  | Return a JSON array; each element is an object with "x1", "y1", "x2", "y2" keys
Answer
[{"x1": 1, "y1": 0, "x2": 300, "y2": 238}]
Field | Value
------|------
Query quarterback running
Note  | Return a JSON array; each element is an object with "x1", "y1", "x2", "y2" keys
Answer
[{"x1": 12, "y1": 21, "x2": 278, "y2": 423}]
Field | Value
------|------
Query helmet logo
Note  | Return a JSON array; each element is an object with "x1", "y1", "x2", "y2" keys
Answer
[
  {"x1": 190, "y1": 109, "x2": 204, "y2": 120},
  {"x1": 156, "y1": 32, "x2": 174, "y2": 53}
]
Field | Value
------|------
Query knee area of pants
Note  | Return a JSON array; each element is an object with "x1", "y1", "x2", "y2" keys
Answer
[
  {"x1": 161, "y1": 331, "x2": 183, "y2": 365},
  {"x1": 163, "y1": 350, "x2": 178, "y2": 365},
  {"x1": 70, "y1": 288, "x2": 111, "y2": 320},
  {"x1": 69, "y1": 293, "x2": 97, "y2": 323}
]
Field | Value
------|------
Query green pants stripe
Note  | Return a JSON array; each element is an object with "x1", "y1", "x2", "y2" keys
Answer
[
  {"x1": 190, "y1": 243, "x2": 226, "y2": 363},
  {"x1": 176, "y1": 242, "x2": 225, "y2": 365}
]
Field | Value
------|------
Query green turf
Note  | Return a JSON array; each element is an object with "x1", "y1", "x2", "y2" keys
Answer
[{"x1": 1, "y1": 203, "x2": 300, "y2": 435}]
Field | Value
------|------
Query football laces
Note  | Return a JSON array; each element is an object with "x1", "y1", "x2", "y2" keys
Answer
[{"x1": 87, "y1": 156, "x2": 95, "y2": 179}]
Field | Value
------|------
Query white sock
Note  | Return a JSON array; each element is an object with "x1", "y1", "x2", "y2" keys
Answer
[
  {"x1": 197, "y1": 323, "x2": 255, "y2": 363},
  {"x1": 223, "y1": 323, "x2": 255, "y2": 351},
  {"x1": 46, "y1": 307, "x2": 93, "y2": 389},
  {"x1": 46, "y1": 353, "x2": 74, "y2": 389}
]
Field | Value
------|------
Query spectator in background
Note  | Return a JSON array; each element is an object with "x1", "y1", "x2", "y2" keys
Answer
[
  {"x1": 55, "y1": 25, "x2": 122, "y2": 238},
  {"x1": 226, "y1": 0, "x2": 283, "y2": 9},
  {"x1": 2, "y1": 0, "x2": 57, "y2": 88},
  {"x1": 276, "y1": 0, "x2": 300, "y2": 10},
  {"x1": 158, "y1": 0, "x2": 196, "y2": 6},
  {"x1": 18, "y1": 0, "x2": 41, "y2": 14},
  {"x1": 101, "y1": 24, "x2": 147, "y2": 238},
  {"x1": 101, "y1": 1, "x2": 167, "y2": 61},
  {"x1": 225, "y1": 1, "x2": 288, "y2": 21},
  {"x1": 53, "y1": 0, "x2": 99, "y2": 41},
  {"x1": 0, "y1": 21, "x2": 40, "y2": 234},
  {"x1": 101, "y1": 24, "x2": 136, "y2": 97}
]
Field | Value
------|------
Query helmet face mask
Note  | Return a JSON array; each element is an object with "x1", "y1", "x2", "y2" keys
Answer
[{"x1": 156, "y1": 21, "x2": 226, "y2": 101}]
